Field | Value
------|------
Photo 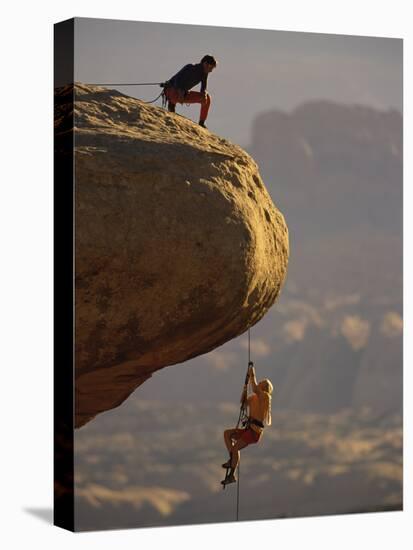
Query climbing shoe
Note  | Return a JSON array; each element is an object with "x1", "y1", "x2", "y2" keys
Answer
[
  {"x1": 199, "y1": 120, "x2": 207, "y2": 128},
  {"x1": 168, "y1": 102, "x2": 176, "y2": 113},
  {"x1": 221, "y1": 474, "x2": 237, "y2": 486},
  {"x1": 222, "y1": 459, "x2": 231, "y2": 469}
]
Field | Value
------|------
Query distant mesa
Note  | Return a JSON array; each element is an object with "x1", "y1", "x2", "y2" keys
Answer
[{"x1": 55, "y1": 84, "x2": 289, "y2": 428}]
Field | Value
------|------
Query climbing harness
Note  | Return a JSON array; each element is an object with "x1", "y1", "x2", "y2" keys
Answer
[
  {"x1": 222, "y1": 327, "x2": 253, "y2": 521},
  {"x1": 88, "y1": 81, "x2": 167, "y2": 105}
]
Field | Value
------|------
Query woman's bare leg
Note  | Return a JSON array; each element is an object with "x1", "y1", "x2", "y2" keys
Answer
[
  {"x1": 224, "y1": 428, "x2": 244, "y2": 454},
  {"x1": 221, "y1": 433, "x2": 249, "y2": 484},
  {"x1": 230, "y1": 438, "x2": 249, "y2": 471}
]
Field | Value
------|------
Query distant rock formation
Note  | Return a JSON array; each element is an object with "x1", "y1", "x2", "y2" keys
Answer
[
  {"x1": 248, "y1": 101, "x2": 402, "y2": 241},
  {"x1": 55, "y1": 84, "x2": 289, "y2": 428},
  {"x1": 246, "y1": 101, "x2": 402, "y2": 416}
]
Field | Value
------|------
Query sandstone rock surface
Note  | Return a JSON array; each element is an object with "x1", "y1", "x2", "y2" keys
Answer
[{"x1": 55, "y1": 84, "x2": 289, "y2": 427}]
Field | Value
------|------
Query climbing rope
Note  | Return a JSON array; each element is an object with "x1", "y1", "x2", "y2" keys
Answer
[
  {"x1": 90, "y1": 82, "x2": 164, "y2": 86},
  {"x1": 222, "y1": 326, "x2": 253, "y2": 523},
  {"x1": 234, "y1": 327, "x2": 252, "y2": 521},
  {"x1": 88, "y1": 81, "x2": 166, "y2": 105},
  {"x1": 236, "y1": 460, "x2": 241, "y2": 521},
  {"x1": 248, "y1": 326, "x2": 251, "y2": 363},
  {"x1": 143, "y1": 90, "x2": 165, "y2": 104},
  {"x1": 235, "y1": 328, "x2": 252, "y2": 430}
]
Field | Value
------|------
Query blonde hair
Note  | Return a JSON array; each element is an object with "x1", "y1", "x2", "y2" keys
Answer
[{"x1": 258, "y1": 379, "x2": 273, "y2": 426}]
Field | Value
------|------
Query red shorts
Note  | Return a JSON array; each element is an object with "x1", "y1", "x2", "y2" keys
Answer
[
  {"x1": 164, "y1": 87, "x2": 211, "y2": 121},
  {"x1": 240, "y1": 428, "x2": 261, "y2": 445}
]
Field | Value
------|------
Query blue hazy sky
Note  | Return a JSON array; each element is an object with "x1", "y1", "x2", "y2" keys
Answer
[{"x1": 74, "y1": 16, "x2": 402, "y2": 148}]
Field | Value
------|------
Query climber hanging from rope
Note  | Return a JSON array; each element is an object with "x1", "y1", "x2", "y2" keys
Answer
[
  {"x1": 162, "y1": 54, "x2": 217, "y2": 128},
  {"x1": 221, "y1": 362, "x2": 273, "y2": 486}
]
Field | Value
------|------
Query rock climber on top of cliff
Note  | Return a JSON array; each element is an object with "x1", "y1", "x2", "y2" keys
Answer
[
  {"x1": 221, "y1": 363, "x2": 273, "y2": 486},
  {"x1": 163, "y1": 55, "x2": 217, "y2": 129}
]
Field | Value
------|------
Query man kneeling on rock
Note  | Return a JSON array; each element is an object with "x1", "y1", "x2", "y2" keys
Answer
[{"x1": 163, "y1": 55, "x2": 217, "y2": 128}]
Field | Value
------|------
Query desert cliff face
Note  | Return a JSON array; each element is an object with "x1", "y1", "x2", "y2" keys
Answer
[{"x1": 54, "y1": 84, "x2": 289, "y2": 428}]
